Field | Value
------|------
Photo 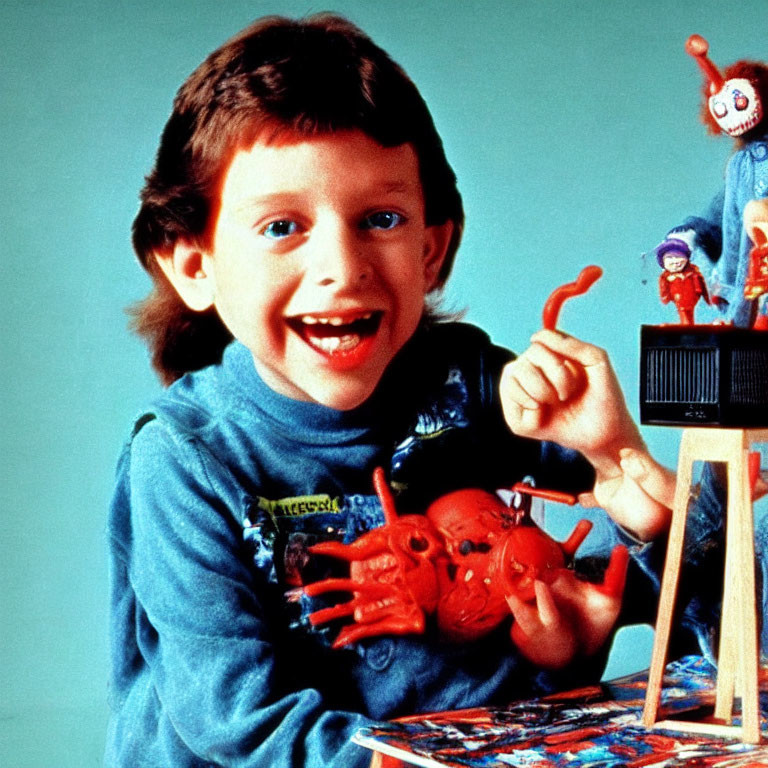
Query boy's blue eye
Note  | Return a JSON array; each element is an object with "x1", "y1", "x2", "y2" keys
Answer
[
  {"x1": 362, "y1": 211, "x2": 403, "y2": 230},
  {"x1": 263, "y1": 220, "x2": 298, "y2": 239}
]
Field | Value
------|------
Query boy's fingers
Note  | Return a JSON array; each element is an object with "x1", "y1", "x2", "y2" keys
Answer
[
  {"x1": 530, "y1": 329, "x2": 608, "y2": 369},
  {"x1": 618, "y1": 448, "x2": 676, "y2": 508},
  {"x1": 506, "y1": 581, "x2": 561, "y2": 634},
  {"x1": 524, "y1": 344, "x2": 584, "y2": 402},
  {"x1": 500, "y1": 364, "x2": 543, "y2": 410},
  {"x1": 508, "y1": 355, "x2": 560, "y2": 405},
  {"x1": 532, "y1": 580, "x2": 560, "y2": 627},
  {"x1": 505, "y1": 592, "x2": 539, "y2": 637}
]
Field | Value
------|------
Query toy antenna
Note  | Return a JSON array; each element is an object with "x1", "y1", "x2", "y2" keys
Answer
[
  {"x1": 541, "y1": 265, "x2": 603, "y2": 331},
  {"x1": 372, "y1": 467, "x2": 399, "y2": 525},
  {"x1": 685, "y1": 34, "x2": 725, "y2": 94}
]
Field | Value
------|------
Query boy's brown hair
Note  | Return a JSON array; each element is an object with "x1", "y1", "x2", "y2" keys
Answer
[{"x1": 132, "y1": 13, "x2": 464, "y2": 384}]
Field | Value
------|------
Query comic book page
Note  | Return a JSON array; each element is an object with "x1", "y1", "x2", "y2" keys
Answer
[{"x1": 353, "y1": 656, "x2": 768, "y2": 767}]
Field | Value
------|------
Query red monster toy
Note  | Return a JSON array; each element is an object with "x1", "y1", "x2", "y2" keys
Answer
[
  {"x1": 304, "y1": 467, "x2": 628, "y2": 660},
  {"x1": 304, "y1": 266, "x2": 627, "y2": 665}
]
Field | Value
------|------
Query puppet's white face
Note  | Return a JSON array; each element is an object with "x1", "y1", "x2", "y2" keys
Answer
[
  {"x1": 663, "y1": 254, "x2": 689, "y2": 273},
  {"x1": 708, "y1": 78, "x2": 763, "y2": 137}
]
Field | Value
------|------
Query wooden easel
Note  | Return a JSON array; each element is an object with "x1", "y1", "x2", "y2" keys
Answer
[{"x1": 641, "y1": 427, "x2": 767, "y2": 744}]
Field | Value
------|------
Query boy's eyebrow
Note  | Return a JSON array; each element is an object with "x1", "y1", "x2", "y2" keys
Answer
[
  {"x1": 378, "y1": 180, "x2": 420, "y2": 194},
  {"x1": 234, "y1": 181, "x2": 421, "y2": 212}
]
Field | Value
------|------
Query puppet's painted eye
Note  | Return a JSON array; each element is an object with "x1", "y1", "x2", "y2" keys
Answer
[
  {"x1": 712, "y1": 100, "x2": 728, "y2": 118},
  {"x1": 734, "y1": 90, "x2": 749, "y2": 111}
]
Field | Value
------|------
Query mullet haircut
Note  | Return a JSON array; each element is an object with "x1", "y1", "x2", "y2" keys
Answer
[{"x1": 131, "y1": 13, "x2": 464, "y2": 384}]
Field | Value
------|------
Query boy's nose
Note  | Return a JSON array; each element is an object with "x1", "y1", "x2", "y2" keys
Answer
[{"x1": 310, "y1": 227, "x2": 372, "y2": 288}]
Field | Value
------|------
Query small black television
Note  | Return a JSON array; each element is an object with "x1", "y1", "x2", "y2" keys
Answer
[{"x1": 639, "y1": 325, "x2": 768, "y2": 427}]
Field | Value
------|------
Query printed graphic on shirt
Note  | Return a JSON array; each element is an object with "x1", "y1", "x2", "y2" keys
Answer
[
  {"x1": 392, "y1": 366, "x2": 470, "y2": 471},
  {"x1": 254, "y1": 493, "x2": 342, "y2": 519},
  {"x1": 243, "y1": 491, "x2": 388, "y2": 646}
]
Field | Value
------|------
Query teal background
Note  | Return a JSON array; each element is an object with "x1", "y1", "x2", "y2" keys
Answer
[{"x1": 2, "y1": 1, "x2": 767, "y2": 765}]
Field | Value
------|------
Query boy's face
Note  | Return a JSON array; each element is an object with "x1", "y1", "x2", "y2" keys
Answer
[{"x1": 180, "y1": 131, "x2": 451, "y2": 410}]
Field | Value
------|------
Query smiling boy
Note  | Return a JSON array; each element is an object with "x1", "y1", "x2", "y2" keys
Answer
[
  {"x1": 157, "y1": 132, "x2": 452, "y2": 411},
  {"x1": 108, "y1": 14, "x2": 675, "y2": 768}
]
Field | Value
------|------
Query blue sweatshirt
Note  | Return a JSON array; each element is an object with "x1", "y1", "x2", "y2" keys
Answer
[{"x1": 106, "y1": 322, "x2": 659, "y2": 768}]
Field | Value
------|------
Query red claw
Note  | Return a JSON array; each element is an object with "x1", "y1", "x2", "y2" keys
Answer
[
  {"x1": 542, "y1": 265, "x2": 603, "y2": 331},
  {"x1": 599, "y1": 545, "x2": 630, "y2": 598},
  {"x1": 509, "y1": 482, "x2": 577, "y2": 506},
  {"x1": 301, "y1": 467, "x2": 627, "y2": 656}
]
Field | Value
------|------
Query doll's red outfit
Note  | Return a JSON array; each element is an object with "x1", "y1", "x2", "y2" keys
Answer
[{"x1": 659, "y1": 263, "x2": 710, "y2": 324}]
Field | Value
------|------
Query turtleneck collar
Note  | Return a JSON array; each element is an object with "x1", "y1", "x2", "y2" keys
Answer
[{"x1": 220, "y1": 340, "x2": 416, "y2": 446}]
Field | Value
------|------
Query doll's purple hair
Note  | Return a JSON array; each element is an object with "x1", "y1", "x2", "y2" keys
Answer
[{"x1": 655, "y1": 238, "x2": 691, "y2": 267}]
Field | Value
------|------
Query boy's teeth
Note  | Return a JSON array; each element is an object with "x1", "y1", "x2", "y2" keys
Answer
[
  {"x1": 301, "y1": 312, "x2": 374, "y2": 326},
  {"x1": 311, "y1": 334, "x2": 360, "y2": 353}
]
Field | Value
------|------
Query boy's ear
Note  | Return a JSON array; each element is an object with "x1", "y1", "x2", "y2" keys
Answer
[
  {"x1": 423, "y1": 221, "x2": 455, "y2": 291},
  {"x1": 153, "y1": 241, "x2": 215, "y2": 312}
]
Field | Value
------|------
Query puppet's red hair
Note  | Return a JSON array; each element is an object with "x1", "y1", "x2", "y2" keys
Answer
[{"x1": 698, "y1": 59, "x2": 768, "y2": 141}]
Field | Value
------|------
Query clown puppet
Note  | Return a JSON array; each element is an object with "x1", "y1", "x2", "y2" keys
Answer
[{"x1": 657, "y1": 35, "x2": 768, "y2": 329}]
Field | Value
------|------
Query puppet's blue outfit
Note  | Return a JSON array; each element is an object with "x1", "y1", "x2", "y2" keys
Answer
[
  {"x1": 663, "y1": 140, "x2": 768, "y2": 664},
  {"x1": 675, "y1": 140, "x2": 768, "y2": 326},
  {"x1": 106, "y1": 323, "x2": 686, "y2": 768}
]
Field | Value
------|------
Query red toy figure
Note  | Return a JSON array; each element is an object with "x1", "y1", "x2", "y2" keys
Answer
[
  {"x1": 744, "y1": 198, "x2": 768, "y2": 329},
  {"x1": 304, "y1": 467, "x2": 628, "y2": 669},
  {"x1": 656, "y1": 237, "x2": 710, "y2": 324}
]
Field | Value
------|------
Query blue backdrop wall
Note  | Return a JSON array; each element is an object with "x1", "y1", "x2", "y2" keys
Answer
[{"x1": 2, "y1": 1, "x2": 767, "y2": 765}]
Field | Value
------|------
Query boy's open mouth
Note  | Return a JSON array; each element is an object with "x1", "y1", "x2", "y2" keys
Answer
[{"x1": 288, "y1": 311, "x2": 383, "y2": 356}]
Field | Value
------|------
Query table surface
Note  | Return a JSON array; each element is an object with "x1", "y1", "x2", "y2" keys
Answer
[{"x1": 353, "y1": 656, "x2": 768, "y2": 767}]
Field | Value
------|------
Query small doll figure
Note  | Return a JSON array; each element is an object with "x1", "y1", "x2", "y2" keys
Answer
[
  {"x1": 657, "y1": 237, "x2": 710, "y2": 325},
  {"x1": 744, "y1": 197, "x2": 768, "y2": 328},
  {"x1": 656, "y1": 35, "x2": 768, "y2": 328}
]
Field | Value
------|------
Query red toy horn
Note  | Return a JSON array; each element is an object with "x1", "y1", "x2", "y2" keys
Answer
[
  {"x1": 685, "y1": 34, "x2": 725, "y2": 94},
  {"x1": 541, "y1": 265, "x2": 603, "y2": 331},
  {"x1": 372, "y1": 466, "x2": 398, "y2": 525}
]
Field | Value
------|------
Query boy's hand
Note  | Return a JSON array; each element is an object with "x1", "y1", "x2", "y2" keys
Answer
[
  {"x1": 582, "y1": 447, "x2": 676, "y2": 541},
  {"x1": 546, "y1": 545, "x2": 629, "y2": 656},
  {"x1": 506, "y1": 581, "x2": 577, "y2": 669},
  {"x1": 506, "y1": 544, "x2": 629, "y2": 666},
  {"x1": 500, "y1": 330, "x2": 673, "y2": 540},
  {"x1": 500, "y1": 330, "x2": 634, "y2": 456}
]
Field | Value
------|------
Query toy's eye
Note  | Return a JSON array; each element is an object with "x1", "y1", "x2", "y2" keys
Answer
[
  {"x1": 734, "y1": 90, "x2": 749, "y2": 111},
  {"x1": 362, "y1": 211, "x2": 403, "y2": 230},
  {"x1": 262, "y1": 219, "x2": 299, "y2": 239},
  {"x1": 409, "y1": 535, "x2": 429, "y2": 552},
  {"x1": 458, "y1": 539, "x2": 474, "y2": 556},
  {"x1": 712, "y1": 101, "x2": 728, "y2": 119}
]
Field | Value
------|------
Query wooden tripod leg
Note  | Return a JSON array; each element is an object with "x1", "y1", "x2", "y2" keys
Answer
[
  {"x1": 714, "y1": 448, "x2": 740, "y2": 722},
  {"x1": 735, "y1": 447, "x2": 760, "y2": 742},
  {"x1": 713, "y1": 440, "x2": 760, "y2": 741},
  {"x1": 642, "y1": 431, "x2": 696, "y2": 727}
]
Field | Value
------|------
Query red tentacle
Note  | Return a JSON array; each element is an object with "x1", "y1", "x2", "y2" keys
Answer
[{"x1": 542, "y1": 265, "x2": 603, "y2": 330}]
